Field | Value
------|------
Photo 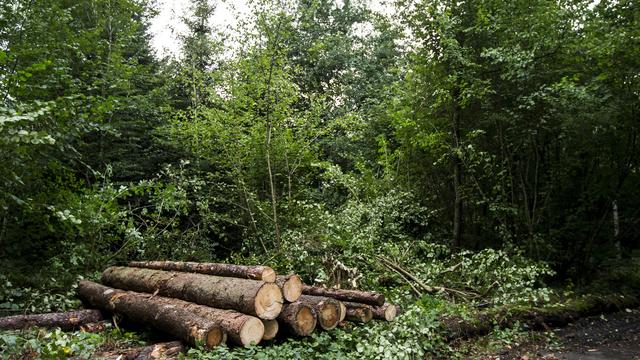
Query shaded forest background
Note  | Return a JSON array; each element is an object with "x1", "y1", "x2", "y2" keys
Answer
[{"x1": 0, "y1": 0, "x2": 639, "y2": 316}]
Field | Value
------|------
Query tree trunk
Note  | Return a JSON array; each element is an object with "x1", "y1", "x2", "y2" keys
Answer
[
  {"x1": 0, "y1": 309, "x2": 103, "y2": 331},
  {"x1": 261, "y1": 319, "x2": 279, "y2": 341},
  {"x1": 275, "y1": 275, "x2": 302, "y2": 302},
  {"x1": 277, "y1": 301, "x2": 316, "y2": 336},
  {"x1": 181, "y1": 306, "x2": 264, "y2": 346},
  {"x1": 370, "y1": 303, "x2": 397, "y2": 321},
  {"x1": 91, "y1": 341, "x2": 184, "y2": 360},
  {"x1": 102, "y1": 266, "x2": 282, "y2": 319},
  {"x1": 343, "y1": 302, "x2": 373, "y2": 323},
  {"x1": 452, "y1": 88, "x2": 464, "y2": 248},
  {"x1": 77, "y1": 281, "x2": 225, "y2": 348},
  {"x1": 128, "y1": 261, "x2": 276, "y2": 282},
  {"x1": 301, "y1": 285, "x2": 385, "y2": 306},
  {"x1": 296, "y1": 295, "x2": 341, "y2": 330}
]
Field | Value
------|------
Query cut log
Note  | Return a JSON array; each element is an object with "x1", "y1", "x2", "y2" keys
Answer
[
  {"x1": 339, "y1": 302, "x2": 347, "y2": 322},
  {"x1": 371, "y1": 303, "x2": 397, "y2": 321},
  {"x1": 0, "y1": 309, "x2": 103, "y2": 331},
  {"x1": 180, "y1": 306, "x2": 263, "y2": 346},
  {"x1": 93, "y1": 341, "x2": 184, "y2": 360},
  {"x1": 261, "y1": 319, "x2": 279, "y2": 341},
  {"x1": 343, "y1": 302, "x2": 373, "y2": 323},
  {"x1": 297, "y1": 295, "x2": 341, "y2": 330},
  {"x1": 77, "y1": 281, "x2": 225, "y2": 348},
  {"x1": 301, "y1": 285, "x2": 384, "y2": 306},
  {"x1": 102, "y1": 266, "x2": 283, "y2": 319},
  {"x1": 128, "y1": 261, "x2": 276, "y2": 282},
  {"x1": 275, "y1": 275, "x2": 302, "y2": 302},
  {"x1": 277, "y1": 301, "x2": 316, "y2": 336}
]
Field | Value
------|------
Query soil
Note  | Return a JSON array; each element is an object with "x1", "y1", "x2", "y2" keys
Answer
[{"x1": 465, "y1": 308, "x2": 640, "y2": 360}]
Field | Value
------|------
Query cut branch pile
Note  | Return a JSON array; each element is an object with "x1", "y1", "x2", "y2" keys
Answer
[{"x1": 0, "y1": 261, "x2": 398, "y2": 356}]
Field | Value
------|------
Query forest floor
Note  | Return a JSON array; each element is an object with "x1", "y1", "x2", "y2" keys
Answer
[{"x1": 464, "y1": 308, "x2": 640, "y2": 360}]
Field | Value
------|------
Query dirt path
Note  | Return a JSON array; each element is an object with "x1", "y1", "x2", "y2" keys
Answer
[
  {"x1": 471, "y1": 308, "x2": 640, "y2": 360},
  {"x1": 551, "y1": 308, "x2": 640, "y2": 360}
]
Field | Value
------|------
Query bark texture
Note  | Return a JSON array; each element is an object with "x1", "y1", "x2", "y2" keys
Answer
[
  {"x1": 301, "y1": 285, "x2": 385, "y2": 306},
  {"x1": 181, "y1": 306, "x2": 264, "y2": 346},
  {"x1": 77, "y1": 281, "x2": 225, "y2": 348},
  {"x1": 344, "y1": 302, "x2": 373, "y2": 323},
  {"x1": 0, "y1": 309, "x2": 103, "y2": 331},
  {"x1": 277, "y1": 301, "x2": 317, "y2": 337},
  {"x1": 128, "y1": 261, "x2": 276, "y2": 282},
  {"x1": 297, "y1": 295, "x2": 341, "y2": 330},
  {"x1": 275, "y1": 275, "x2": 302, "y2": 302},
  {"x1": 102, "y1": 266, "x2": 282, "y2": 319}
]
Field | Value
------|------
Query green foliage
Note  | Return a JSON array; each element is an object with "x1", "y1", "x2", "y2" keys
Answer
[{"x1": 0, "y1": 326, "x2": 143, "y2": 359}]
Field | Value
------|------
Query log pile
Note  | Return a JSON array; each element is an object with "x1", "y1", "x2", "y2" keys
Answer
[{"x1": 0, "y1": 261, "x2": 399, "y2": 356}]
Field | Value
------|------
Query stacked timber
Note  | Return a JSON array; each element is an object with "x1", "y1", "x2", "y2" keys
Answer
[{"x1": 0, "y1": 260, "x2": 399, "y2": 356}]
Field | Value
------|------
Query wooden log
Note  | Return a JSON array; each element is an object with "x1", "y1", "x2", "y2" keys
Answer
[
  {"x1": 0, "y1": 309, "x2": 104, "y2": 331},
  {"x1": 77, "y1": 281, "x2": 225, "y2": 348},
  {"x1": 180, "y1": 306, "x2": 263, "y2": 346},
  {"x1": 261, "y1": 319, "x2": 279, "y2": 341},
  {"x1": 92, "y1": 341, "x2": 184, "y2": 360},
  {"x1": 275, "y1": 275, "x2": 302, "y2": 302},
  {"x1": 371, "y1": 303, "x2": 397, "y2": 321},
  {"x1": 102, "y1": 266, "x2": 283, "y2": 319},
  {"x1": 343, "y1": 302, "x2": 373, "y2": 323},
  {"x1": 301, "y1": 285, "x2": 384, "y2": 306},
  {"x1": 339, "y1": 302, "x2": 347, "y2": 322},
  {"x1": 277, "y1": 301, "x2": 316, "y2": 336},
  {"x1": 297, "y1": 295, "x2": 341, "y2": 330},
  {"x1": 128, "y1": 261, "x2": 276, "y2": 282}
]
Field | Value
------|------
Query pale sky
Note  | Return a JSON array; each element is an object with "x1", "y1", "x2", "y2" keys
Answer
[
  {"x1": 149, "y1": 0, "x2": 250, "y2": 58},
  {"x1": 148, "y1": 0, "x2": 393, "y2": 59}
]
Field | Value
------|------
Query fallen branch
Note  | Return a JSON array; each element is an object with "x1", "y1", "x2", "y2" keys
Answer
[{"x1": 0, "y1": 309, "x2": 104, "y2": 331}]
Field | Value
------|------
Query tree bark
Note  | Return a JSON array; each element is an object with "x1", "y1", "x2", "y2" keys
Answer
[
  {"x1": 261, "y1": 319, "x2": 279, "y2": 341},
  {"x1": 128, "y1": 261, "x2": 276, "y2": 283},
  {"x1": 296, "y1": 295, "x2": 341, "y2": 330},
  {"x1": 452, "y1": 87, "x2": 464, "y2": 248},
  {"x1": 91, "y1": 341, "x2": 184, "y2": 360},
  {"x1": 275, "y1": 275, "x2": 302, "y2": 302},
  {"x1": 343, "y1": 302, "x2": 373, "y2": 323},
  {"x1": 77, "y1": 281, "x2": 225, "y2": 348},
  {"x1": 0, "y1": 309, "x2": 104, "y2": 331},
  {"x1": 181, "y1": 306, "x2": 264, "y2": 346},
  {"x1": 301, "y1": 285, "x2": 385, "y2": 306},
  {"x1": 277, "y1": 301, "x2": 317, "y2": 336},
  {"x1": 102, "y1": 266, "x2": 282, "y2": 319}
]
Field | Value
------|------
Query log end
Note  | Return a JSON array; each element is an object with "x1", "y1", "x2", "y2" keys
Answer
[
  {"x1": 240, "y1": 316, "x2": 264, "y2": 346},
  {"x1": 261, "y1": 319, "x2": 279, "y2": 341},
  {"x1": 362, "y1": 308, "x2": 373, "y2": 323},
  {"x1": 339, "y1": 302, "x2": 347, "y2": 322},
  {"x1": 261, "y1": 267, "x2": 276, "y2": 283},
  {"x1": 295, "y1": 305, "x2": 317, "y2": 336},
  {"x1": 282, "y1": 275, "x2": 302, "y2": 303},
  {"x1": 255, "y1": 283, "x2": 283, "y2": 320},
  {"x1": 317, "y1": 301, "x2": 340, "y2": 330},
  {"x1": 205, "y1": 326, "x2": 226, "y2": 348},
  {"x1": 384, "y1": 304, "x2": 397, "y2": 321}
]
